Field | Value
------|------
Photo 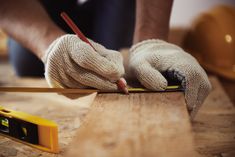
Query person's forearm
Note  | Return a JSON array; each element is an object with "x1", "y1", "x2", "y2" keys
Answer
[
  {"x1": 0, "y1": 0, "x2": 65, "y2": 59},
  {"x1": 133, "y1": 0, "x2": 173, "y2": 43}
]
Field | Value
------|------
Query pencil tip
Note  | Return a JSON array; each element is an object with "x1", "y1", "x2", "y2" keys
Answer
[
  {"x1": 117, "y1": 78, "x2": 129, "y2": 94},
  {"x1": 123, "y1": 87, "x2": 129, "y2": 95}
]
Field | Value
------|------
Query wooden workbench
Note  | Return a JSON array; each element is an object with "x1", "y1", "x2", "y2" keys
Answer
[{"x1": 0, "y1": 63, "x2": 235, "y2": 157}]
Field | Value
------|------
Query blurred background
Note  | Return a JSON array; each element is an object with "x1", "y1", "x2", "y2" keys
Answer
[
  {"x1": 169, "y1": 0, "x2": 235, "y2": 104},
  {"x1": 170, "y1": 0, "x2": 235, "y2": 28},
  {"x1": 0, "y1": 0, "x2": 235, "y2": 103}
]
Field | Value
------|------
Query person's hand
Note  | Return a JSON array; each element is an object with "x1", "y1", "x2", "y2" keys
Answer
[
  {"x1": 42, "y1": 34, "x2": 124, "y2": 90},
  {"x1": 129, "y1": 39, "x2": 212, "y2": 118}
]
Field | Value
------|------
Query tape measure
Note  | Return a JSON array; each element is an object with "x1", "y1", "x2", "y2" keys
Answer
[{"x1": 0, "y1": 85, "x2": 183, "y2": 94}]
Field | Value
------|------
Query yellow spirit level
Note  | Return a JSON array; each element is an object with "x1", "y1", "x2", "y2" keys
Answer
[{"x1": 0, "y1": 106, "x2": 59, "y2": 153}]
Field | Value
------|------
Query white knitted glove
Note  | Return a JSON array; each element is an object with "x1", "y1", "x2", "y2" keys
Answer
[
  {"x1": 129, "y1": 39, "x2": 212, "y2": 118},
  {"x1": 42, "y1": 34, "x2": 124, "y2": 90}
]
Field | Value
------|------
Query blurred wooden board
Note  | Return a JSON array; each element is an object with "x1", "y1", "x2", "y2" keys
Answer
[
  {"x1": 0, "y1": 30, "x2": 7, "y2": 58},
  {"x1": 0, "y1": 63, "x2": 235, "y2": 157},
  {"x1": 193, "y1": 77, "x2": 235, "y2": 157},
  {"x1": 66, "y1": 92, "x2": 200, "y2": 157}
]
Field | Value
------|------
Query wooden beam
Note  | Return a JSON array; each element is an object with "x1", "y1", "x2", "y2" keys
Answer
[{"x1": 66, "y1": 93, "x2": 200, "y2": 157}]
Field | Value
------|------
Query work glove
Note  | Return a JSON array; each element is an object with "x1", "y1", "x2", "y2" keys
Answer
[
  {"x1": 129, "y1": 39, "x2": 212, "y2": 119},
  {"x1": 42, "y1": 34, "x2": 124, "y2": 90}
]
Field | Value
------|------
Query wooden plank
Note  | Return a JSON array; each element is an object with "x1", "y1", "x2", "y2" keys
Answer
[
  {"x1": 1, "y1": 63, "x2": 235, "y2": 157},
  {"x1": 66, "y1": 92, "x2": 200, "y2": 157}
]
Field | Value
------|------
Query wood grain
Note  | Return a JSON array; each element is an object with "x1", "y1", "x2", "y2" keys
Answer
[
  {"x1": 193, "y1": 77, "x2": 235, "y2": 157},
  {"x1": 66, "y1": 93, "x2": 200, "y2": 157},
  {"x1": 1, "y1": 63, "x2": 235, "y2": 157}
]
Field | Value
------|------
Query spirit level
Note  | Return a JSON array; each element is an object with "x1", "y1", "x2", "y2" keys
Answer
[{"x1": 0, "y1": 106, "x2": 59, "y2": 153}]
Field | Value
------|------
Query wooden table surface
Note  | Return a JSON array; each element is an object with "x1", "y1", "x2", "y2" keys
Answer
[{"x1": 0, "y1": 63, "x2": 235, "y2": 157}]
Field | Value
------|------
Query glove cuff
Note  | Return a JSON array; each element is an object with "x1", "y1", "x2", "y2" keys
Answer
[
  {"x1": 130, "y1": 39, "x2": 184, "y2": 56},
  {"x1": 130, "y1": 39, "x2": 167, "y2": 54},
  {"x1": 41, "y1": 34, "x2": 77, "y2": 64},
  {"x1": 41, "y1": 35, "x2": 63, "y2": 64}
]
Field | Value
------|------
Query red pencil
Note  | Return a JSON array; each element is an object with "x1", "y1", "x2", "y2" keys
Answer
[
  {"x1": 60, "y1": 12, "x2": 128, "y2": 94},
  {"x1": 60, "y1": 12, "x2": 95, "y2": 50}
]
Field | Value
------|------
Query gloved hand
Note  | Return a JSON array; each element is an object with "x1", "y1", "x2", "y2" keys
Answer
[
  {"x1": 42, "y1": 34, "x2": 124, "y2": 90},
  {"x1": 129, "y1": 39, "x2": 212, "y2": 118}
]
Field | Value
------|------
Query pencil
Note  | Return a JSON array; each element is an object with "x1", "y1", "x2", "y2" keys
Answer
[{"x1": 60, "y1": 12, "x2": 128, "y2": 94}]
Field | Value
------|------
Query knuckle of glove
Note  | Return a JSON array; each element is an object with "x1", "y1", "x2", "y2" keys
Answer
[
  {"x1": 73, "y1": 41, "x2": 124, "y2": 80},
  {"x1": 108, "y1": 51, "x2": 125, "y2": 73},
  {"x1": 106, "y1": 64, "x2": 125, "y2": 80},
  {"x1": 130, "y1": 39, "x2": 183, "y2": 70},
  {"x1": 43, "y1": 34, "x2": 82, "y2": 87},
  {"x1": 74, "y1": 46, "x2": 93, "y2": 66},
  {"x1": 99, "y1": 50, "x2": 125, "y2": 80},
  {"x1": 43, "y1": 34, "x2": 80, "y2": 63}
]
